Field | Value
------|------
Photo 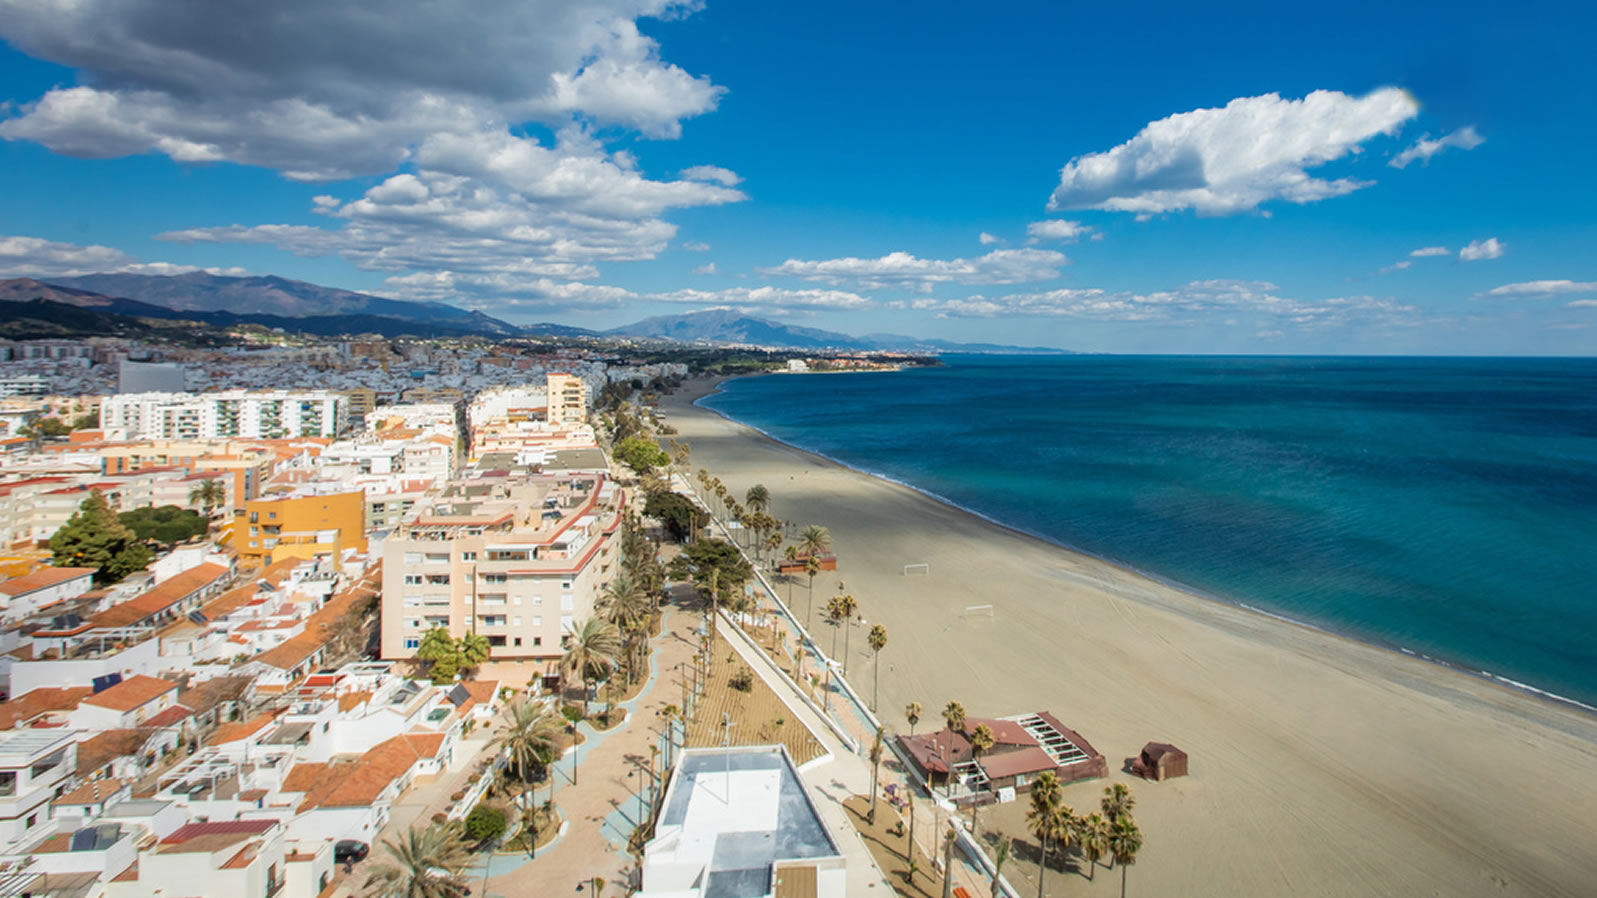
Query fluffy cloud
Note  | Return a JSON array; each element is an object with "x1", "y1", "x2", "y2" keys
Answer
[
  {"x1": 1410, "y1": 246, "x2": 1451, "y2": 257},
  {"x1": 1047, "y1": 89, "x2": 1418, "y2": 216},
  {"x1": 896, "y1": 279, "x2": 1416, "y2": 330},
  {"x1": 1377, "y1": 260, "x2": 1413, "y2": 274},
  {"x1": 1025, "y1": 220, "x2": 1095, "y2": 244},
  {"x1": 693, "y1": 262, "x2": 717, "y2": 275},
  {"x1": 1389, "y1": 126, "x2": 1485, "y2": 169},
  {"x1": 1567, "y1": 300, "x2": 1597, "y2": 309},
  {"x1": 1482, "y1": 280, "x2": 1597, "y2": 297},
  {"x1": 681, "y1": 241, "x2": 712, "y2": 252},
  {"x1": 0, "y1": 1, "x2": 723, "y2": 175},
  {"x1": 758, "y1": 248, "x2": 1067, "y2": 289},
  {"x1": 0, "y1": 234, "x2": 245, "y2": 278},
  {"x1": 978, "y1": 232, "x2": 1001, "y2": 245},
  {"x1": 679, "y1": 165, "x2": 743, "y2": 186},
  {"x1": 1459, "y1": 237, "x2": 1505, "y2": 261}
]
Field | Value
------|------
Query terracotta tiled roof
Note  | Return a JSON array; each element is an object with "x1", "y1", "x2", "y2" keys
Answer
[
  {"x1": 142, "y1": 705, "x2": 193, "y2": 728},
  {"x1": 176, "y1": 675, "x2": 252, "y2": 715},
  {"x1": 298, "y1": 733, "x2": 445, "y2": 811},
  {"x1": 89, "y1": 563, "x2": 230, "y2": 628},
  {"x1": 159, "y1": 820, "x2": 276, "y2": 855},
  {"x1": 0, "y1": 566, "x2": 95, "y2": 597},
  {"x1": 251, "y1": 575, "x2": 368, "y2": 672},
  {"x1": 208, "y1": 713, "x2": 278, "y2": 745},
  {"x1": 75, "y1": 729, "x2": 155, "y2": 778},
  {"x1": 0, "y1": 686, "x2": 91, "y2": 728},
  {"x1": 281, "y1": 762, "x2": 331, "y2": 793},
  {"x1": 979, "y1": 746, "x2": 1058, "y2": 780},
  {"x1": 337, "y1": 691, "x2": 372, "y2": 713},
  {"x1": 52, "y1": 778, "x2": 131, "y2": 808},
  {"x1": 81, "y1": 675, "x2": 178, "y2": 712}
]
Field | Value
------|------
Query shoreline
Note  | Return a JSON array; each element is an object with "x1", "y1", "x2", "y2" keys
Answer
[
  {"x1": 692, "y1": 373, "x2": 1597, "y2": 719},
  {"x1": 660, "y1": 372, "x2": 1597, "y2": 898}
]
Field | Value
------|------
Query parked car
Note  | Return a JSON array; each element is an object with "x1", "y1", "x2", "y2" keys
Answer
[{"x1": 334, "y1": 840, "x2": 369, "y2": 864}]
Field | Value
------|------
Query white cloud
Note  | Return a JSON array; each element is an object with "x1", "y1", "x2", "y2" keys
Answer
[
  {"x1": 1459, "y1": 237, "x2": 1505, "y2": 261},
  {"x1": 1389, "y1": 125, "x2": 1485, "y2": 169},
  {"x1": 1025, "y1": 220, "x2": 1095, "y2": 244},
  {"x1": 648, "y1": 286, "x2": 872, "y2": 309},
  {"x1": 693, "y1": 262, "x2": 716, "y2": 275},
  {"x1": 1377, "y1": 260, "x2": 1413, "y2": 274},
  {"x1": 681, "y1": 241, "x2": 712, "y2": 252},
  {"x1": 1410, "y1": 246, "x2": 1451, "y2": 257},
  {"x1": 1046, "y1": 89, "x2": 1418, "y2": 216},
  {"x1": 1568, "y1": 300, "x2": 1597, "y2": 308},
  {"x1": 0, "y1": 1, "x2": 724, "y2": 175},
  {"x1": 897, "y1": 279, "x2": 1416, "y2": 330},
  {"x1": 758, "y1": 248, "x2": 1067, "y2": 289},
  {"x1": 679, "y1": 165, "x2": 742, "y2": 186},
  {"x1": 978, "y1": 232, "x2": 1001, "y2": 245},
  {"x1": 0, "y1": 234, "x2": 245, "y2": 278},
  {"x1": 1482, "y1": 280, "x2": 1597, "y2": 297}
]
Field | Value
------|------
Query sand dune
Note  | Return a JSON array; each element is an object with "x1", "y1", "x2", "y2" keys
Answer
[{"x1": 661, "y1": 375, "x2": 1597, "y2": 898}]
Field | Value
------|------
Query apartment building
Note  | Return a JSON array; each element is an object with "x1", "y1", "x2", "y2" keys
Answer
[
  {"x1": 101, "y1": 391, "x2": 347, "y2": 441},
  {"x1": 234, "y1": 491, "x2": 366, "y2": 568},
  {"x1": 0, "y1": 730, "x2": 76, "y2": 847},
  {"x1": 379, "y1": 471, "x2": 624, "y2": 678},
  {"x1": 546, "y1": 371, "x2": 587, "y2": 427}
]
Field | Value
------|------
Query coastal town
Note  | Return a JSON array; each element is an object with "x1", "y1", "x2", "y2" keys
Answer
[{"x1": 0, "y1": 334, "x2": 1149, "y2": 898}]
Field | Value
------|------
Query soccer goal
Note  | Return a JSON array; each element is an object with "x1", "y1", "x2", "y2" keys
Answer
[
  {"x1": 962, "y1": 603, "x2": 995, "y2": 620},
  {"x1": 903, "y1": 563, "x2": 930, "y2": 576}
]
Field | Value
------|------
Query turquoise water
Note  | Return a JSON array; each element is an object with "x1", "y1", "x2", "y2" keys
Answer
[{"x1": 699, "y1": 356, "x2": 1597, "y2": 710}]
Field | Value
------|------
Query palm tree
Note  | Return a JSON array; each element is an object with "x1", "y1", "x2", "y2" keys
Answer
[
  {"x1": 657, "y1": 703, "x2": 683, "y2": 766},
  {"x1": 905, "y1": 701, "x2": 922, "y2": 736},
  {"x1": 1101, "y1": 782, "x2": 1136, "y2": 823},
  {"x1": 600, "y1": 571, "x2": 652, "y2": 683},
  {"x1": 804, "y1": 556, "x2": 822, "y2": 626},
  {"x1": 798, "y1": 524, "x2": 831, "y2": 558},
  {"x1": 187, "y1": 477, "x2": 227, "y2": 516},
  {"x1": 837, "y1": 593, "x2": 859, "y2": 671},
  {"x1": 941, "y1": 823, "x2": 958, "y2": 898},
  {"x1": 1026, "y1": 771, "x2": 1061, "y2": 898},
  {"x1": 826, "y1": 593, "x2": 849, "y2": 660},
  {"x1": 1078, "y1": 813, "x2": 1109, "y2": 881},
  {"x1": 867, "y1": 725, "x2": 885, "y2": 825},
  {"x1": 745, "y1": 484, "x2": 770, "y2": 514},
  {"x1": 990, "y1": 834, "x2": 1012, "y2": 898},
  {"x1": 940, "y1": 701, "x2": 966, "y2": 796},
  {"x1": 1107, "y1": 816, "x2": 1143, "y2": 898},
  {"x1": 365, "y1": 822, "x2": 472, "y2": 898},
  {"x1": 561, "y1": 617, "x2": 622, "y2": 715},
  {"x1": 968, "y1": 724, "x2": 995, "y2": 834},
  {"x1": 491, "y1": 699, "x2": 561, "y2": 784},
  {"x1": 867, "y1": 624, "x2": 888, "y2": 710},
  {"x1": 457, "y1": 632, "x2": 490, "y2": 673}
]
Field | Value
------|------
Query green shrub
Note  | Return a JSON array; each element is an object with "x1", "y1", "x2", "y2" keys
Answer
[{"x1": 464, "y1": 804, "x2": 507, "y2": 843}]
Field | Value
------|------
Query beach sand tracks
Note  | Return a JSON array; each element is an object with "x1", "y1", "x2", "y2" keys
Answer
[{"x1": 685, "y1": 631, "x2": 825, "y2": 766}]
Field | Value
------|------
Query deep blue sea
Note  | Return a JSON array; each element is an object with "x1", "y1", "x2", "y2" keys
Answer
[{"x1": 700, "y1": 356, "x2": 1597, "y2": 710}]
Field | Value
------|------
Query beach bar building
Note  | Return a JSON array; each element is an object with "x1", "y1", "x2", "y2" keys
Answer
[
  {"x1": 897, "y1": 711, "x2": 1106, "y2": 802},
  {"x1": 1131, "y1": 741, "x2": 1188, "y2": 781}
]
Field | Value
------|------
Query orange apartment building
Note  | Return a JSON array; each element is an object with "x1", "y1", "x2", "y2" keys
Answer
[{"x1": 233, "y1": 491, "x2": 367, "y2": 569}]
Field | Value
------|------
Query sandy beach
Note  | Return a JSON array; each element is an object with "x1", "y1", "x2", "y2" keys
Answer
[{"x1": 661, "y1": 374, "x2": 1597, "y2": 898}]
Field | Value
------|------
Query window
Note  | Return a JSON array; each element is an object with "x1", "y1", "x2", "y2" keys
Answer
[
  {"x1": 462, "y1": 551, "x2": 477, "y2": 561},
  {"x1": 487, "y1": 635, "x2": 507, "y2": 647},
  {"x1": 532, "y1": 616, "x2": 542, "y2": 627},
  {"x1": 513, "y1": 616, "x2": 521, "y2": 627},
  {"x1": 532, "y1": 636, "x2": 542, "y2": 647},
  {"x1": 426, "y1": 574, "x2": 450, "y2": 585},
  {"x1": 513, "y1": 637, "x2": 522, "y2": 647},
  {"x1": 404, "y1": 574, "x2": 423, "y2": 586},
  {"x1": 481, "y1": 573, "x2": 507, "y2": 584},
  {"x1": 0, "y1": 771, "x2": 14, "y2": 796},
  {"x1": 404, "y1": 552, "x2": 422, "y2": 565},
  {"x1": 424, "y1": 553, "x2": 448, "y2": 563},
  {"x1": 404, "y1": 637, "x2": 420, "y2": 650},
  {"x1": 25, "y1": 814, "x2": 36, "y2": 829}
]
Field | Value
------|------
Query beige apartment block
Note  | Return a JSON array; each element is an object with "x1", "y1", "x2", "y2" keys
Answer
[
  {"x1": 379, "y1": 472, "x2": 624, "y2": 679},
  {"x1": 546, "y1": 371, "x2": 587, "y2": 427}
]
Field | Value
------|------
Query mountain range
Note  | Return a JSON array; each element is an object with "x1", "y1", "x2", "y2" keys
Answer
[{"x1": 0, "y1": 272, "x2": 1069, "y2": 353}]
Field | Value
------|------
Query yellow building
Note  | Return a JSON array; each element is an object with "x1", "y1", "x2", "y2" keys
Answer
[
  {"x1": 546, "y1": 372, "x2": 587, "y2": 428},
  {"x1": 234, "y1": 490, "x2": 367, "y2": 568}
]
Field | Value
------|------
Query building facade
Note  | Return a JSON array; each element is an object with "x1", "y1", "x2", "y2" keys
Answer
[{"x1": 101, "y1": 391, "x2": 348, "y2": 441}]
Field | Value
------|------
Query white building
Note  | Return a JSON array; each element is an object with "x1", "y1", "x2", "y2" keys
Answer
[
  {"x1": 0, "y1": 730, "x2": 76, "y2": 848},
  {"x1": 0, "y1": 375, "x2": 48, "y2": 399},
  {"x1": 101, "y1": 390, "x2": 348, "y2": 440}
]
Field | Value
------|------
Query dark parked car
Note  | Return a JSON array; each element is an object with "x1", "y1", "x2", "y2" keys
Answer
[{"x1": 334, "y1": 840, "x2": 369, "y2": 864}]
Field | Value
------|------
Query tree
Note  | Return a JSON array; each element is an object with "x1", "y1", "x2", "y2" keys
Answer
[
  {"x1": 804, "y1": 556, "x2": 822, "y2": 626},
  {"x1": 615, "y1": 435, "x2": 671, "y2": 474},
  {"x1": 868, "y1": 624, "x2": 888, "y2": 710},
  {"x1": 837, "y1": 593, "x2": 859, "y2": 671},
  {"x1": 188, "y1": 478, "x2": 227, "y2": 514},
  {"x1": 942, "y1": 823, "x2": 958, "y2": 898},
  {"x1": 365, "y1": 822, "x2": 472, "y2": 898},
  {"x1": 643, "y1": 491, "x2": 705, "y2": 543},
  {"x1": 458, "y1": 632, "x2": 491, "y2": 673},
  {"x1": 744, "y1": 484, "x2": 770, "y2": 514},
  {"x1": 798, "y1": 524, "x2": 831, "y2": 558},
  {"x1": 969, "y1": 724, "x2": 995, "y2": 834},
  {"x1": 416, "y1": 627, "x2": 462, "y2": 683},
  {"x1": 600, "y1": 571, "x2": 653, "y2": 684},
  {"x1": 1107, "y1": 816, "x2": 1143, "y2": 898},
  {"x1": 120, "y1": 505, "x2": 209, "y2": 546},
  {"x1": 71, "y1": 411, "x2": 99, "y2": 431},
  {"x1": 1078, "y1": 813, "x2": 1109, "y2": 881},
  {"x1": 49, "y1": 490, "x2": 149, "y2": 585},
  {"x1": 905, "y1": 701, "x2": 922, "y2": 736},
  {"x1": 941, "y1": 701, "x2": 966, "y2": 795},
  {"x1": 991, "y1": 834, "x2": 1012, "y2": 898},
  {"x1": 562, "y1": 616, "x2": 622, "y2": 715},
  {"x1": 867, "y1": 725, "x2": 886, "y2": 824},
  {"x1": 464, "y1": 805, "x2": 507, "y2": 843},
  {"x1": 1101, "y1": 782, "x2": 1136, "y2": 824},
  {"x1": 1026, "y1": 771, "x2": 1068, "y2": 898},
  {"x1": 666, "y1": 538, "x2": 752, "y2": 606},
  {"x1": 825, "y1": 593, "x2": 850, "y2": 660}
]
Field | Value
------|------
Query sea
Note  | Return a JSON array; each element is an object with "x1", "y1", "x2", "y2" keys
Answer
[{"x1": 698, "y1": 355, "x2": 1597, "y2": 711}]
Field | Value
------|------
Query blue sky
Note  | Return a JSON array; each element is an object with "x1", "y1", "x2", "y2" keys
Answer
[{"x1": 1, "y1": 0, "x2": 1593, "y2": 354}]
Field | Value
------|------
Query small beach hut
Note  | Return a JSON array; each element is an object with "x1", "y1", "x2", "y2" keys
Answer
[{"x1": 1133, "y1": 741, "x2": 1188, "y2": 781}]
